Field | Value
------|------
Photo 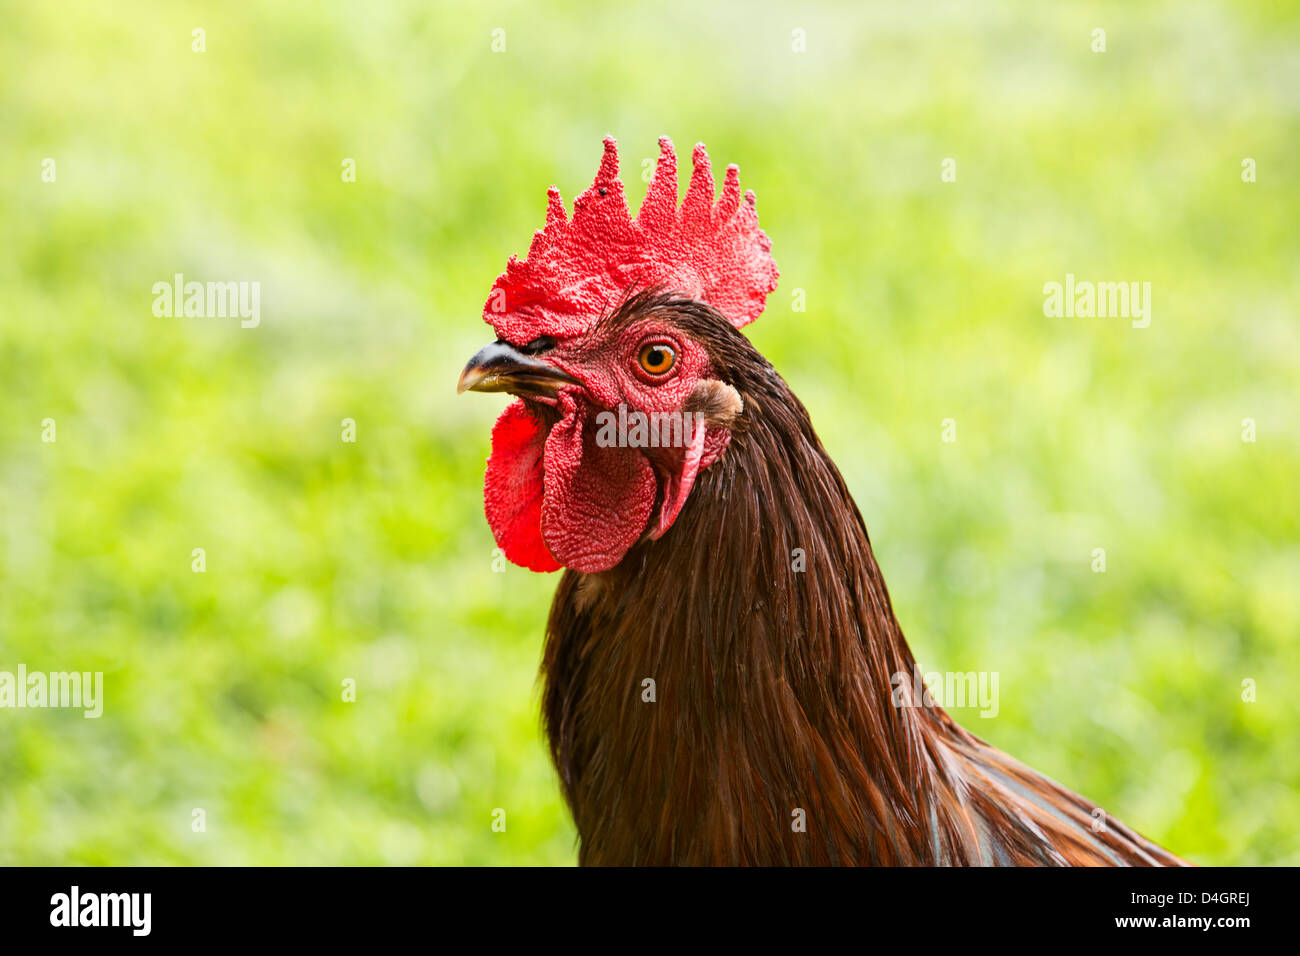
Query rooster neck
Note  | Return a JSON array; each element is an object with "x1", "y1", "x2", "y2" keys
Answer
[
  {"x1": 542, "y1": 361, "x2": 961, "y2": 864},
  {"x1": 540, "y1": 352, "x2": 1184, "y2": 867}
]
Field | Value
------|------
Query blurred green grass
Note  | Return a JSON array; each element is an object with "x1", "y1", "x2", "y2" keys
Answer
[{"x1": 1, "y1": 0, "x2": 1297, "y2": 864}]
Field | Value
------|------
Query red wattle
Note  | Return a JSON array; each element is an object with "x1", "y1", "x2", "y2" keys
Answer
[
  {"x1": 541, "y1": 397, "x2": 657, "y2": 574},
  {"x1": 648, "y1": 418, "x2": 707, "y2": 540},
  {"x1": 483, "y1": 400, "x2": 561, "y2": 572}
]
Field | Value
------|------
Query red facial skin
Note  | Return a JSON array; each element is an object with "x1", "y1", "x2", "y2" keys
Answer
[
  {"x1": 483, "y1": 315, "x2": 731, "y2": 573},
  {"x1": 549, "y1": 316, "x2": 709, "y2": 414},
  {"x1": 478, "y1": 136, "x2": 777, "y2": 573}
]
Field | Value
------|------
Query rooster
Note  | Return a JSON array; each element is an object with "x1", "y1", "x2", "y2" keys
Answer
[{"x1": 458, "y1": 136, "x2": 1187, "y2": 866}]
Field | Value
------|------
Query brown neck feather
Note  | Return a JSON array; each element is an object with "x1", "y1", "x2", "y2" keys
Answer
[{"x1": 540, "y1": 304, "x2": 1183, "y2": 866}]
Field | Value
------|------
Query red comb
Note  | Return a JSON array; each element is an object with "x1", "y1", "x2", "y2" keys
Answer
[{"x1": 483, "y1": 136, "x2": 779, "y2": 341}]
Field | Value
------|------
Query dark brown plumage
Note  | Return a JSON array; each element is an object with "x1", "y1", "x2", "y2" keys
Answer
[
  {"x1": 537, "y1": 293, "x2": 1186, "y2": 866},
  {"x1": 460, "y1": 138, "x2": 1186, "y2": 866}
]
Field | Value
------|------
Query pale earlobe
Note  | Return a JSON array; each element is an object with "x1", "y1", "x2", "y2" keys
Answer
[{"x1": 684, "y1": 378, "x2": 743, "y2": 427}]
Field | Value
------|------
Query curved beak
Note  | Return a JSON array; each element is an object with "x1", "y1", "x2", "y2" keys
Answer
[{"x1": 457, "y1": 340, "x2": 581, "y2": 397}]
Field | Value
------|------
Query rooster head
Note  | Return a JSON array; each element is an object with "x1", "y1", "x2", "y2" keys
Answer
[{"x1": 458, "y1": 136, "x2": 779, "y2": 573}]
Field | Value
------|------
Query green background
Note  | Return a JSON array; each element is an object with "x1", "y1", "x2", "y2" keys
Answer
[{"x1": 1, "y1": 1, "x2": 1296, "y2": 865}]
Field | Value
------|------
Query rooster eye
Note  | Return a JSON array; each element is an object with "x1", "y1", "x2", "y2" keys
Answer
[{"x1": 638, "y1": 342, "x2": 676, "y2": 376}]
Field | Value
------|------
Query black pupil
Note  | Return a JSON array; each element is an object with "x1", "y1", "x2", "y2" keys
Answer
[{"x1": 646, "y1": 348, "x2": 666, "y2": 368}]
